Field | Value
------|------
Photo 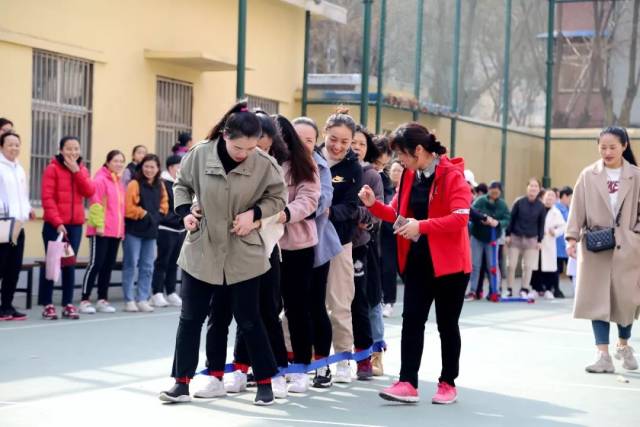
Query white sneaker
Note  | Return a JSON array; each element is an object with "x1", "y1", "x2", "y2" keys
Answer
[
  {"x1": 224, "y1": 370, "x2": 248, "y2": 393},
  {"x1": 272, "y1": 375, "x2": 288, "y2": 399},
  {"x1": 96, "y1": 299, "x2": 116, "y2": 313},
  {"x1": 334, "y1": 361, "x2": 352, "y2": 383},
  {"x1": 287, "y1": 373, "x2": 309, "y2": 393},
  {"x1": 544, "y1": 290, "x2": 555, "y2": 300},
  {"x1": 151, "y1": 293, "x2": 169, "y2": 307},
  {"x1": 124, "y1": 301, "x2": 139, "y2": 312},
  {"x1": 501, "y1": 291, "x2": 511, "y2": 299},
  {"x1": 194, "y1": 376, "x2": 227, "y2": 398},
  {"x1": 527, "y1": 290, "x2": 537, "y2": 300},
  {"x1": 382, "y1": 304, "x2": 393, "y2": 318},
  {"x1": 586, "y1": 351, "x2": 615, "y2": 373},
  {"x1": 615, "y1": 345, "x2": 639, "y2": 370},
  {"x1": 79, "y1": 300, "x2": 96, "y2": 314},
  {"x1": 166, "y1": 293, "x2": 182, "y2": 307},
  {"x1": 136, "y1": 301, "x2": 155, "y2": 312}
]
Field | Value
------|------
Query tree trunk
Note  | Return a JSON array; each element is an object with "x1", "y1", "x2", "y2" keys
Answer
[{"x1": 618, "y1": 0, "x2": 640, "y2": 126}]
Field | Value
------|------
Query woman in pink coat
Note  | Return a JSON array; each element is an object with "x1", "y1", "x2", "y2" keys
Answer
[{"x1": 79, "y1": 150, "x2": 126, "y2": 314}]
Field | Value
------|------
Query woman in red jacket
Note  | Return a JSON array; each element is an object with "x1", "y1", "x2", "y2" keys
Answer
[
  {"x1": 39, "y1": 136, "x2": 95, "y2": 320},
  {"x1": 359, "y1": 123, "x2": 471, "y2": 405}
]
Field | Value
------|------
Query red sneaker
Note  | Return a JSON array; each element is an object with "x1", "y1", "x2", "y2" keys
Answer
[
  {"x1": 379, "y1": 381, "x2": 419, "y2": 403},
  {"x1": 432, "y1": 381, "x2": 457, "y2": 405},
  {"x1": 42, "y1": 304, "x2": 58, "y2": 320},
  {"x1": 62, "y1": 304, "x2": 80, "y2": 320}
]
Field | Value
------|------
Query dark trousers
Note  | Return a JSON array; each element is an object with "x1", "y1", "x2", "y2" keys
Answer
[
  {"x1": 352, "y1": 244, "x2": 373, "y2": 351},
  {"x1": 206, "y1": 275, "x2": 277, "y2": 381},
  {"x1": 38, "y1": 223, "x2": 83, "y2": 306},
  {"x1": 400, "y1": 247, "x2": 468, "y2": 388},
  {"x1": 171, "y1": 271, "x2": 277, "y2": 381},
  {"x1": 310, "y1": 261, "x2": 332, "y2": 358},
  {"x1": 152, "y1": 229, "x2": 185, "y2": 295},
  {"x1": 380, "y1": 222, "x2": 398, "y2": 304},
  {"x1": 280, "y1": 247, "x2": 315, "y2": 364},
  {"x1": 234, "y1": 247, "x2": 288, "y2": 368},
  {"x1": 81, "y1": 236, "x2": 120, "y2": 301},
  {"x1": 0, "y1": 230, "x2": 25, "y2": 309}
]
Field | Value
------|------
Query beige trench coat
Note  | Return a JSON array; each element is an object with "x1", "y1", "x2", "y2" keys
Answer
[
  {"x1": 174, "y1": 139, "x2": 287, "y2": 285},
  {"x1": 566, "y1": 159, "x2": 640, "y2": 325}
]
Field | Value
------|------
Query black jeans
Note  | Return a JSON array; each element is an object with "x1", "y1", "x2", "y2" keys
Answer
[
  {"x1": 38, "y1": 222, "x2": 83, "y2": 306},
  {"x1": 171, "y1": 271, "x2": 277, "y2": 381},
  {"x1": 310, "y1": 261, "x2": 332, "y2": 358},
  {"x1": 280, "y1": 247, "x2": 315, "y2": 364},
  {"x1": 81, "y1": 236, "x2": 121, "y2": 301},
  {"x1": 152, "y1": 229, "x2": 185, "y2": 295},
  {"x1": 400, "y1": 245, "x2": 468, "y2": 388},
  {"x1": 352, "y1": 244, "x2": 373, "y2": 351},
  {"x1": 234, "y1": 247, "x2": 288, "y2": 368},
  {"x1": 0, "y1": 230, "x2": 25, "y2": 309},
  {"x1": 380, "y1": 222, "x2": 398, "y2": 304}
]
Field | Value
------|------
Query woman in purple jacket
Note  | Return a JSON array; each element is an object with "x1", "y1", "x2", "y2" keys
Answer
[{"x1": 275, "y1": 115, "x2": 320, "y2": 393}]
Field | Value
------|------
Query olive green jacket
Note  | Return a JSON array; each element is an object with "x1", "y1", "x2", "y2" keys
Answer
[{"x1": 174, "y1": 139, "x2": 286, "y2": 285}]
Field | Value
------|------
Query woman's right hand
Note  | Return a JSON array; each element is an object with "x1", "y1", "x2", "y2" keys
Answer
[
  {"x1": 56, "y1": 224, "x2": 67, "y2": 235},
  {"x1": 505, "y1": 236, "x2": 511, "y2": 246},
  {"x1": 184, "y1": 214, "x2": 200, "y2": 231},
  {"x1": 566, "y1": 239, "x2": 577, "y2": 259},
  {"x1": 358, "y1": 185, "x2": 376, "y2": 208},
  {"x1": 191, "y1": 203, "x2": 203, "y2": 219}
]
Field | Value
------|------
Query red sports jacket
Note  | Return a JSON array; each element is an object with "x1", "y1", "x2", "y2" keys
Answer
[
  {"x1": 369, "y1": 155, "x2": 472, "y2": 278},
  {"x1": 42, "y1": 157, "x2": 95, "y2": 228}
]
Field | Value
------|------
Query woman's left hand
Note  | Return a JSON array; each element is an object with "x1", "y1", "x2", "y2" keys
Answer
[
  {"x1": 232, "y1": 210, "x2": 255, "y2": 236},
  {"x1": 395, "y1": 218, "x2": 420, "y2": 240}
]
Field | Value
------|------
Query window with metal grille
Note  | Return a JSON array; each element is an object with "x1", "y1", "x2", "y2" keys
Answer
[
  {"x1": 156, "y1": 77, "x2": 193, "y2": 166},
  {"x1": 31, "y1": 50, "x2": 93, "y2": 204},
  {"x1": 247, "y1": 95, "x2": 279, "y2": 114}
]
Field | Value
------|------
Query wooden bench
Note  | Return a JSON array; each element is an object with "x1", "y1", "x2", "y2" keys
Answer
[{"x1": 18, "y1": 259, "x2": 181, "y2": 309}]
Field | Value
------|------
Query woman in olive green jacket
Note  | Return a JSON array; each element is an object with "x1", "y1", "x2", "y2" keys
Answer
[{"x1": 159, "y1": 101, "x2": 287, "y2": 406}]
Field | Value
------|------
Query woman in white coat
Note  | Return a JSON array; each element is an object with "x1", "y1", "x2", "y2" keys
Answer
[{"x1": 532, "y1": 189, "x2": 566, "y2": 299}]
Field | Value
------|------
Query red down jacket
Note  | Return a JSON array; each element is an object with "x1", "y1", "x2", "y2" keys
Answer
[
  {"x1": 369, "y1": 155, "x2": 472, "y2": 278},
  {"x1": 41, "y1": 156, "x2": 95, "y2": 228}
]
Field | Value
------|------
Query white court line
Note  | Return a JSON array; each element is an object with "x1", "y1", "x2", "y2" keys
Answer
[
  {"x1": 0, "y1": 310, "x2": 179, "y2": 331},
  {"x1": 240, "y1": 416, "x2": 383, "y2": 427}
]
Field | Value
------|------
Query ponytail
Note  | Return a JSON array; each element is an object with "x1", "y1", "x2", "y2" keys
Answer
[
  {"x1": 206, "y1": 100, "x2": 262, "y2": 141},
  {"x1": 389, "y1": 122, "x2": 447, "y2": 157},
  {"x1": 275, "y1": 114, "x2": 316, "y2": 185}
]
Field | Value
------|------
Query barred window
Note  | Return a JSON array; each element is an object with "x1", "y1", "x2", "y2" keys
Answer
[
  {"x1": 247, "y1": 95, "x2": 279, "y2": 114},
  {"x1": 156, "y1": 77, "x2": 193, "y2": 167},
  {"x1": 31, "y1": 50, "x2": 93, "y2": 204}
]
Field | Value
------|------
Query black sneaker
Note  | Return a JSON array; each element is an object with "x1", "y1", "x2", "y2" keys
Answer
[
  {"x1": 554, "y1": 289, "x2": 565, "y2": 299},
  {"x1": 159, "y1": 383, "x2": 191, "y2": 403},
  {"x1": 312, "y1": 366, "x2": 333, "y2": 388},
  {"x1": 8, "y1": 307, "x2": 27, "y2": 320},
  {"x1": 254, "y1": 383, "x2": 274, "y2": 406}
]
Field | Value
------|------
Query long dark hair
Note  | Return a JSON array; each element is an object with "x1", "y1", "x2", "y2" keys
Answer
[
  {"x1": 275, "y1": 115, "x2": 316, "y2": 185},
  {"x1": 292, "y1": 116, "x2": 319, "y2": 141},
  {"x1": 135, "y1": 154, "x2": 162, "y2": 187},
  {"x1": 390, "y1": 123, "x2": 447, "y2": 157},
  {"x1": 206, "y1": 100, "x2": 262, "y2": 141},
  {"x1": 255, "y1": 110, "x2": 288, "y2": 165},
  {"x1": 599, "y1": 126, "x2": 637, "y2": 166},
  {"x1": 355, "y1": 124, "x2": 380, "y2": 163}
]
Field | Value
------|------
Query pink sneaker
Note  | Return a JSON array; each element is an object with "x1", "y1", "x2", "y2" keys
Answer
[
  {"x1": 378, "y1": 381, "x2": 419, "y2": 403},
  {"x1": 432, "y1": 381, "x2": 457, "y2": 404}
]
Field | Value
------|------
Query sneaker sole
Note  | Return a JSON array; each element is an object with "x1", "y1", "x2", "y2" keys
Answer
[
  {"x1": 312, "y1": 381, "x2": 333, "y2": 389},
  {"x1": 253, "y1": 399, "x2": 274, "y2": 406},
  {"x1": 193, "y1": 392, "x2": 226, "y2": 399},
  {"x1": 7, "y1": 316, "x2": 27, "y2": 321},
  {"x1": 379, "y1": 391, "x2": 419, "y2": 403},
  {"x1": 585, "y1": 368, "x2": 615, "y2": 374},
  {"x1": 432, "y1": 397, "x2": 457, "y2": 405},
  {"x1": 159, "y1": 393, "x2": 191, "y2": 403},
  {"x1": 357, "y1": 374, "x2": 373, "y2": 381}
]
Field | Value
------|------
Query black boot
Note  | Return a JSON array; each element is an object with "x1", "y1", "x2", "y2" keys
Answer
[
  {"x1": 159, "y1": 382, "x2": 191, "y2": 403},
  {"x1": 254, "y1": 383, "x2": 274, "y2": 406}
]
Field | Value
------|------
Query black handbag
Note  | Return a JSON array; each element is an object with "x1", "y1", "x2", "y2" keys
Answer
[{"x1": 585, "y1": 201, "x2": 623, "y2": 253}]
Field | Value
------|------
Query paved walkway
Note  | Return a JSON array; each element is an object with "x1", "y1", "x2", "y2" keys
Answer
[{"x1": 0, "y1": 281, "x2": 638, "y2": 427}]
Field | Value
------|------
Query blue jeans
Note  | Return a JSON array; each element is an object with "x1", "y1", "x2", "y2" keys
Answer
[
  {"x1": 122, "y1": 234, "x2": 156, "y2": 302},
  {"x1": 369, "y1": 303, "x2": 385, "y2": 344},
  {"x1": 592, "y1": 320, "x2": 633, "y2": 345},
  {"x1": 38, "y1": 222, "x2": 83, "y2": 306},
  {"x1": 469, "y1": 236, "x2": 492, "y2": 293}
]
